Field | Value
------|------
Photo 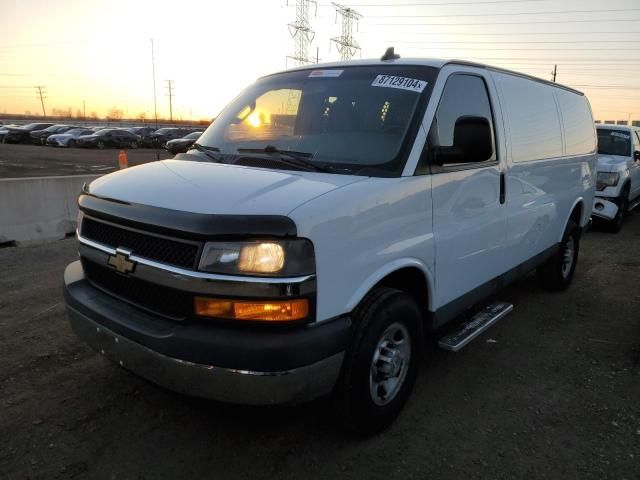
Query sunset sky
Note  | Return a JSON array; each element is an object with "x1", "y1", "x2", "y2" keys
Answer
[{"x1": 1, "y1": 0, "x2": 639, "y2": 122}]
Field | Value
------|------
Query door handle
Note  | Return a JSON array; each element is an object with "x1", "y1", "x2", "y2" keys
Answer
[{"x1": 499, "y1": 172, "x2": 506, "y2": 205}]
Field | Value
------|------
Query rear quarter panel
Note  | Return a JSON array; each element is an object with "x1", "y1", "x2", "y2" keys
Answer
[{"x1": 491, "y1": 70, "x2": 596, "y2": 265}]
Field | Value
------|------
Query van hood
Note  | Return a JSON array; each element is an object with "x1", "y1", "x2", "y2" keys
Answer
[
  {"x1": 87, "y1": 159, "x2": 366, "y2": 216},
  {"x1": 597, "y1": 154, "x2": 627, "y2": 173}
]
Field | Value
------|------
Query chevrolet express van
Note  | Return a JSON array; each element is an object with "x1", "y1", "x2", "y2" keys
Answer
[
  {"x1": 592, "y1": 124, "x2": 640, "y2": 232},
  {"x1": 64, "y1": 51, "x2": 597, "y2": 433}
]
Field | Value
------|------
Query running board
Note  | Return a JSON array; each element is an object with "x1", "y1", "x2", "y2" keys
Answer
[
  {"x1": 628, "y1": 197, "x2": 640, "y2": 212},
  {"x1": 438, "y1": 302, "x2": 513, "y2": 352}
]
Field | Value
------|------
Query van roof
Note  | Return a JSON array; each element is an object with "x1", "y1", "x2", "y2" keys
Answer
[{"x1": 270, "y1": 57, "x2": 583, "y2": 96}]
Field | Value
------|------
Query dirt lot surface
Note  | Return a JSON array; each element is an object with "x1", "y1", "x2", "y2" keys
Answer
[
  {"x1": 0, "y1": 144, "x2": 171, "y2": 178},
  {"x1": 1, "y1": 216, "x2": 639, "y2": 479}
]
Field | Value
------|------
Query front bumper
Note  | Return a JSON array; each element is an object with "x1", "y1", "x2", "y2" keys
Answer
[
  {"x1": 592, "y1": 196, "x2": 619, "y2": 221},
  {"x1": 64, "y1": 261, "x2": 350, "y2": 405}
]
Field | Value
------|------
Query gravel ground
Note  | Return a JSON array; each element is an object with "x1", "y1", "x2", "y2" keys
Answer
[
  {"x1": 1, "y1": 215, "x2": 639, "y2": 479},
  {"x1": 0, "y1": 144, "x2": 171, "y2": 178}
]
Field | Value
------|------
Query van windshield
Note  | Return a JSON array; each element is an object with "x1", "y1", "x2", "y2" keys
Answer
[
  {"x1": 197, "y1": 65, "x2": 438, "y2": 176},
  {"x1": 597, "y1": 128, "x2": 631, "y2": 157}
]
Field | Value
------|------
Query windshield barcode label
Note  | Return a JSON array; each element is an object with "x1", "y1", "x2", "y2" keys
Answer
[{"x1": 371, "y1": 75, "x2": 427, "y2": 93}]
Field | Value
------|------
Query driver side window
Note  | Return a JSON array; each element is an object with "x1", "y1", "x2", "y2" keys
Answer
[{"x1": 416, "y1": 74, "x2": 496, "y2": 175}]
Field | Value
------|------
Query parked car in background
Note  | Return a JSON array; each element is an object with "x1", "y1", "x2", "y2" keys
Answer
[
  {"x1": 592, "y1": 124, "x2": 640, "y2": 232},
  {"x1": 166, "y1": 131, "x2": 202, "y2": 154},
  {"x1": 127, "y1": 126, "x2": 156, "y2": 144},
  {"x1": 30, "y1": 124, "x2": 74, "y2": 145},
  {"x1": 64, "y1": 56, "x2": 596, "y2": 434},
  {"x1": 76, "y1": 129, "x2": 141, "y2": 149},
  {"x1": 143, "y1": 127, "x2": 194, "y2": 148},
  {"x1": 46, "y1": 127, "x2": 95, "y2": 147},
  {"x1": 0, "y1": 125, "x2": 14, "y2": 142},
  {"x1": 2, "y1": 123, "x2": 55, "y2": 144}
]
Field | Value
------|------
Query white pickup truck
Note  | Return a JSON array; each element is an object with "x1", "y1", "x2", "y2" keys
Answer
[
  {"x1": 592, "y1": 124, "x2": 640, "y2": 232},
  {"x1": 64, "y1": 51, "x2": 596, "y2": 433}
]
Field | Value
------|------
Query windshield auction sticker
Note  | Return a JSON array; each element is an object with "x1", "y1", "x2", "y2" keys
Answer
[
  {"x1": 371, "y1": 75, "x2": 427, "y2": 93},
  {"x1": 308, "y1": 70, "x2": 343, "y2": 78},
  {"x1": 610, "y1": 131, "x2": 630, "y2": 139}
]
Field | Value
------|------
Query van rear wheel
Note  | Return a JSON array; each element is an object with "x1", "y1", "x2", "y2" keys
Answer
[
  {"x1": 334, "y1": 287, "x2": 422, "y2": 435},
  {"x1": 537, "y1": 220, "x2": 580, "y2": 291}
]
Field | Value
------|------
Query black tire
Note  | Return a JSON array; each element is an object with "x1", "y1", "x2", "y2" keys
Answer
[
  {"x1": 67, "y1": 139, "x2": 76, "y2": 148},
  {"x1": 537, "y1": 220, "x2": 580, "y2": 291},
  {"x1": 97, "y1": 140, "x2": 105, "y2": 150},
  {"x1": 130, "y1": 141, "x2": 138, "y2": 149},
  {"x1": 606, "y1": 188, "x2": 629, "y2": 234},
  {"x1": 334, "y1": 287, "x2": 422, "y2": 435}
]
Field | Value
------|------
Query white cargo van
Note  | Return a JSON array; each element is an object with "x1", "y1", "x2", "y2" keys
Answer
[
  {"x1": 64, "y1": 51, "x2": 596, "y2": 433},
  {"x1": 592, "y1": 124, "x2": 640, "y2": 232}
]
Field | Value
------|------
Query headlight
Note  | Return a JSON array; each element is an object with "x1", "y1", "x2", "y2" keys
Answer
[
  {"x1": 198, "y1": 239, "x2": 314, "y2": 276},
  {"x1": 596, "y1": 172, "x2": 619, "y2": 191}
]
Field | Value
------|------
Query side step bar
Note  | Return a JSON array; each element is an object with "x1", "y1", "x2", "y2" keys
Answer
[
  {"x1": 438, "y1": 302, "x2": 513, "y2": 352},
  {"x1": 628, "y1": 197, "x2": 640, "y2": 212}
]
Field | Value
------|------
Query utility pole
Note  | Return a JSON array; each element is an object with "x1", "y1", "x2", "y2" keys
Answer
[
  {"x1": 35, "y1": 85, "x2": 47, "y2": 117},
  {"x1": 331, "y1": 3, "x2": 362, "y2": 61},
  {"x1": 82, "y1": 100, "x2": 86, "y2": 121},
  {"x1": 151, "y1": 39, "x2": 158, "y2": 129},
  {"x1": 165, "y1": 80, "x2": 174, "y2": 122},
  {"x1": 287, "y1": 0, "x2": 316, "y2": 67},
  {"x1": 551, "y1": 64, "x2": 557, "y2": 83}
]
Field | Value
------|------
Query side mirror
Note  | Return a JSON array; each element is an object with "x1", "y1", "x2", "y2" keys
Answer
[
  {"x1": 634, "y1": 151, "x2": 640, "y2": 161},
  {"x1": 433, "y1": 116, "x2": 494, "y2": 165}
]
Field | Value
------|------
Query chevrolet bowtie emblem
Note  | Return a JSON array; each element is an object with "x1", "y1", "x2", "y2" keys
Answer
[{"x1": 108, "y1": 248, "x2": 136, "y2": 274}]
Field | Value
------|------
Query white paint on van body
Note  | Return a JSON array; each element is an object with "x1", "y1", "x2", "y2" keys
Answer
[{"x1": 87, "y1": 58, "x2": 597, "y2": 323}]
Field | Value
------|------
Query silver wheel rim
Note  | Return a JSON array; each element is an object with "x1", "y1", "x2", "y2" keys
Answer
[
  {"x1": 369, "y1": 322, "x2": 411, "y2": 406},
  {"x1": 561, "y1": 236, "x2": 575, "y2": 278}
]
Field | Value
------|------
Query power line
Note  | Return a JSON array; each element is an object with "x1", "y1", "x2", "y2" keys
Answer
[
  {"x1": 382, "y1": 39, "x2": 640, "y2": 44},
  {"x1": 366, "y1": 8, "x2": 640, "y2": 18},
  {"x1": 331, "y1": 3, "x2": 363, "y2": 61},
  {"x1": 367, "y1": 18, "x2": 640, "y2": 26},
  {"x1": 384, "y1": 45, "x2": 640, "y2": 51},
  {"x1": 320, "y1": 0, "x2": 547, "y2": 5},
  {"x1": 373, "y1": 31, "x2": 640, "y2": 35}
]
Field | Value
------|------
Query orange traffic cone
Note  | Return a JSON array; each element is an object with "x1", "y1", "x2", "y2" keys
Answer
[{"x1": 118, "y1": 150, "x2": 128, "y2": 169}]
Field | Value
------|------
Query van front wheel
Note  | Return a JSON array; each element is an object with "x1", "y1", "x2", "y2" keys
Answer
[
  {"x1": 334, "y1": 287, "x2": 422, "y2": 435},
  {"x1": 537, "y1": 220, "x2": 580, "y2": 291}
]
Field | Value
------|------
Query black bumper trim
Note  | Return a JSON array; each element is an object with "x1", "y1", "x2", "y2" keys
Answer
[{"x1": 64, "y1": 262, "x2": 351, "y2": 372}]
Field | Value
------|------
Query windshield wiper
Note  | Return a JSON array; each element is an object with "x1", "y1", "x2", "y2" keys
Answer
[
  {"x1": 236, "y1": 145, "x2": 334, "y2": 173},
  {"x1": 189, "y1": 143, "x2": 221, "y2": 161}
]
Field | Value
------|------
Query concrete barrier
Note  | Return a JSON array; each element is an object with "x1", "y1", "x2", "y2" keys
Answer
[{"x1": 0, "y1": 175, "x2": 100, "y2": 245}]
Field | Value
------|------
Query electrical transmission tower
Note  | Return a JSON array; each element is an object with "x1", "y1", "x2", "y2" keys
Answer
[
  {"x1": 35, "y1": 85, "x2": 47, "y2": 117},
  {"x1": 165, "y1": 80, "x2": 175, "y2": 122},
  {"x1": 330, "y1": 3, "x2": 362, "y2": 61},
  {"x1": 287, "y1": 0, "x2": 316, "y2": 67}
]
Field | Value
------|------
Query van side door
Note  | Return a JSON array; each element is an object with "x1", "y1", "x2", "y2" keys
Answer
[{"x1": 418, "y1": 70, "x2": 508, "y2": 317}]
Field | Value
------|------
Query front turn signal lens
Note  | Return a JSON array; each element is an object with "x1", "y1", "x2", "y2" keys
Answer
[{"x1": 194, "y1": 297, "x2": 309, "y2": 322}]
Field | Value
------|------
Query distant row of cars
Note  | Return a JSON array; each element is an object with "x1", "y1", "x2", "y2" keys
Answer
[{"x1": 0, "y1": 123, "x2": 203, "y2": 154}]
